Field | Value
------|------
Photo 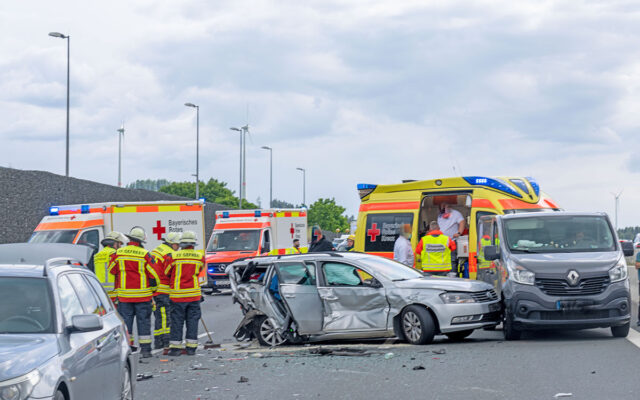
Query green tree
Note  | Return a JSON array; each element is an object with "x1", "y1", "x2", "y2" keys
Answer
[
  {"x1": 307, "y1": 198, "x2": 349, "y2": 232},
  {"x1": 127, "y1": 179, "x2": 170, "y2": 191},
  {"x1": 271, "y1": 198, "x2": 296, "y2": 208},
  {"x1": 159, "y1": 179, "x2": 257, "y2": 209}
]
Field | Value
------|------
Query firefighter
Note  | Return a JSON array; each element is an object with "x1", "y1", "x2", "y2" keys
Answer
[
  {"x1": 165, "y1": 231, "x2": 205, "y2": 356},
  {"x1": 93, "y1": 231, "x2": 125, "y2": 302},
  {"x1": 414, "y1": 221, "x2": 457, "y2": 276},
  {"x1": 108, "y1": 227, "x2": 159, "y2": 358},
  {"x1": 150, "y1": 231, "x2": 181, "y2": 353}
]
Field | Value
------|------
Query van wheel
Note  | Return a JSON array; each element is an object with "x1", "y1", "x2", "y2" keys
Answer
[
  {"x1": 503, "y1": 312, "x2": 521, "y2": 341},
  {"x1": 446, "y1": 329, "x2": 473, "y2": 341},
  {"x1": 255, "y1": 315, "x2": 287, "y2": 347},
  {"x1": 611, "y1": 323, "x2": 630, "y2": 338},
  {"x1": 54, "y1": 391, "x2": 65, "y2": 400},
  {"x1": 401, "y1": 305, "x2": 436, "y2": 345}
]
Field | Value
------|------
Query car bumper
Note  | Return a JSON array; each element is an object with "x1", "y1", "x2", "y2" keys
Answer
[
  {"x1": 205, "y1": 273, "x2": 230, "y2": 289},
  {"x1": 505, "y1": 280, "x2": 631, "y2": 330},
  {"x1": 436, "y1": 301, "x2": 502, "y2": 333}
]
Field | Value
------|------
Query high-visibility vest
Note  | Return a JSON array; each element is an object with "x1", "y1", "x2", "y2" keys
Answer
[
  {"x1": 420, "y1": 234, "x2": 452, "y2": 272},
  {"x1": 108, "y1": 244, "x2": 159, "y2": 302},
  {"x1": 150, "y1": 243, "x2": 174, "y2": 295},
  {"x1": 165, "y1": 248, "x2": 205, "y2": 302},
  {"x1": 287, "y1": 247, "x2": 308, "y2": 254},
  {"x1": 478, "y1": 237, "x2": 492, "y2": 269},
  {"x1": 94, "y1": 247, "x2": 117, "y2": 300}
]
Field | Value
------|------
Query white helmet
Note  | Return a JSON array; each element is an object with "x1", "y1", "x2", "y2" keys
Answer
[
  {"x1": 180, "y1": 231, "x2": 197, "y2": 246},
  {"x1": 165, "y1": 232, "x2": 182, "y2": 245},
  {"x1": 126, "y1": 227, "x2": 147, "y2": 243}
]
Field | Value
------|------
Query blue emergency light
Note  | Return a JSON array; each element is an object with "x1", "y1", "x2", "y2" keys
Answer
[
  {"x1": 199, "y1": 197, "x2": 206, "y2": 203},
  {"x1": 81, "y1": 205, "x2": 90, "y2": 214},
  {"x1": 463, "y1": 176, "x2": 522, "y2": 198},
  {"x1": 49, "y1": 206, "x2": 59, "y2": 216},
  {"x1": 222, "y1": 211, "x2": 229, "y2": 218},
  {"x1": 526, "y1": 177, "x2": 540, "y2": 197},
  {"x1": 254, "y1": 210, "x2": 262, "y2": 217}
]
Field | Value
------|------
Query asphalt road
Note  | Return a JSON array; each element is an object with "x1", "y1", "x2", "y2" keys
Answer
[{"x1": 135, "y1": 269, "x2": 640, "y2": 400}]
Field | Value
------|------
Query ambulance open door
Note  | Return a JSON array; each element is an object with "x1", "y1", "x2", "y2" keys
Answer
[{"x1": 476, "y1": 214, "x2": 499, "y2": 289}]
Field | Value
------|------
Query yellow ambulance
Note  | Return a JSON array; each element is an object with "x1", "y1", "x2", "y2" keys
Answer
[{"x1": 354, "y1": 176, "x2": 560, "y2": 282}]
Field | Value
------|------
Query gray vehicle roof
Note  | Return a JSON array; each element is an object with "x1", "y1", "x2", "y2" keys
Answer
[
  {"x1": 499, "y1": 211, "x2": 609, "y2": 220},
  {"x1": 0, "y1": 243, "x2": 93, "y2": 266}
]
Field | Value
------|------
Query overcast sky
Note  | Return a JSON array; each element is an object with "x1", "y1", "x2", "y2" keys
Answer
[{"x1": 2, "y1": 1, "x2": 640, "y2": 225}]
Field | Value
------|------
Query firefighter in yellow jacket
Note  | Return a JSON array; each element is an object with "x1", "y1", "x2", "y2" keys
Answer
[
  {"x1": 150, "y1": 232, "x2": 181, "y2": 353},
  {"x1": 93, "y1": 231, "x2": 125, "y2": 302},
  {"x1": 165, "y1": 231, "x2": 205, "y2": 356}
]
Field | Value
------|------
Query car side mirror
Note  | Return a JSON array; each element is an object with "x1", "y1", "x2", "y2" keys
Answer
[
  {"x1": 70, "y1": 314, "x2": 103, "y2": 333},
  {"x1": 483, "y1": 245, "x2": 500, "y2": 261},
  {"x1": 365, "y1": 278, "x2": 383, "y2": 288},
  {"x1": 621, "y1": 241, "x2": 634, "y2": 257}
]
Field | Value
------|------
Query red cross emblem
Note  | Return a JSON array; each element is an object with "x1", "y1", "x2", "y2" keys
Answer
[
  {"x1": 152, "y1": 220, "x2": 166, "y2": 240},
  {"x1": 367, "y1": 223, "x2": 381, "y2": 242},
  {"x1": 290, "y1": 223, "x2": 295, "y2": 238}
]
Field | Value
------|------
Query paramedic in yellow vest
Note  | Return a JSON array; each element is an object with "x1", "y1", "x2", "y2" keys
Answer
[
  {"x1": 288, "y1": 239, "x2": 308, "y2": 254},
  {"x1": 414, "y1": 221, "x2": 457, "y2": 275},
  {"x1": 150, "y1": 232, "x2": 181, "y2": 353},
  {"x1": 93, "y1": 231, "x2": 125, "y2": 302}
]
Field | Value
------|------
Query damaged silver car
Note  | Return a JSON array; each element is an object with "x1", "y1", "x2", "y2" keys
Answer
[{"x1": 227, "y1": 252, "x2": 501, "y2": 346}]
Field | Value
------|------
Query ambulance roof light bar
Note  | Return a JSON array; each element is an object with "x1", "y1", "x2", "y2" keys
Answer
[
  {"x1": 49, "y1": 206, "x2": 60, "y2": 216},
  {"x1": 357, "y1": 183, "x2": 377, "y2": 199},
  {"x1": 463, "y1": 176, "x2": 523, "y2": 198},
  {"x1": 525, "y1": 177, "x2": 540, "y2": 197}
]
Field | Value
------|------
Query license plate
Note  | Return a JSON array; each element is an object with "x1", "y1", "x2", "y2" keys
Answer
[
  {"x1": 556, "y1": 300, "x2": 594, "y2": 310},
  {"x1": 214, "y1": 279, "x2": 230, "y2": 286}
]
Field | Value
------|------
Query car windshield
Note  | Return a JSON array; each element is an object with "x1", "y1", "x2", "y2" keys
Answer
[
  {"x1": 207, "y1": 230, "x2": 260, "y2": 251},
  {"x1": 29, "y1": 230, "x2": 78, "y2": 244},
  {"x1": 0, "y1": 277, "x2": 55, "y2": 334},
  {"x1": 504, "y1": 216, "x2": 616, "y2": 253},
  {"x1": 358, "y1": 256, "x2": 424, "y2": 281}
]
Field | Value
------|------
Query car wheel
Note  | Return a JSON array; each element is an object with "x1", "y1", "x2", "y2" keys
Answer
[
  {"x1": 255, "y1": 315, "x2": 286, "y2": 347},
  {"x1": 446, "y1": 329, "x2": 473, "y2": 341},
  {"x1": 401, "y1": 305, "x2": 436, "y2": 345},
  {"x1": 503, "y1": 311, "x2": 521, "y2": 341},
  {"x1": 611, "y1": 323, "x2": 630, "y2": 338},
  {"x1": 54, "y1": 390, "x2": 65, "y2": 400},
  {"x1": 121, "y1": 363, "x2": 133, "y2": 400}
]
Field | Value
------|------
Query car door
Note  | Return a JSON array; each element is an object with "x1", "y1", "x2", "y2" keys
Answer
[
  {"x1": 70, "y1": 273, "x2": 124, "y2": 400},
  {"x1": 317, "y1": 261, "x2": 389, "y2": 332},
  {"x1": 57, "y1": 274, "x2": 105, "y2": 400},
  {"x1": 275, "y1": 261, "x2": 323, "y2": 334},
  {"x1": 476, "y1": 213, "x2": 499, "y2": 288}
]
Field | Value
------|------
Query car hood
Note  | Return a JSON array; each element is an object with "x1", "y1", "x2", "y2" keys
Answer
[
  {"x1": 392, "y1": 276, "x2": 493, "y2": 292},
  {"x1": 509, "y1": 251, "x2": 620, "y2": 276},
  {"x1": 0, "y1": 335, "x2": 59, "y2": 381}
]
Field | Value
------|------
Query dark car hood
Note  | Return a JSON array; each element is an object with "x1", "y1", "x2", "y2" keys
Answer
[
  {"x1": 393, "y1": 276, "x2": 493, "y2": 292},
  {"x1": 510, "y1": 251, "x2": 620, "y2": 277},
  {"x1": 0, "y1": 335, "x2": 59, "y2": 381}
]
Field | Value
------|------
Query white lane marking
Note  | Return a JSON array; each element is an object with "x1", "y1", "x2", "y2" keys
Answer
[{"x1": 626, "y1": 327, "x2": 640, "y2": 349}]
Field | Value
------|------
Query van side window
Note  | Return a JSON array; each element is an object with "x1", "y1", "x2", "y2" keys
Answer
[
  {"x1": 261, "y1": 230, "x2": 271, "y2": 253},
  {"x1": 78, "y1": 229, "x2": 99, "y2": 249},
  {"x1": 364, "y1": 213, "x2": 413, "y2": 253}
]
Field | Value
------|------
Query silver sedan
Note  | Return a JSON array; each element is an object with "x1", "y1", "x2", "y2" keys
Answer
[{"x1": 228, "y1": 252, "x2": 501, "y2": 346}]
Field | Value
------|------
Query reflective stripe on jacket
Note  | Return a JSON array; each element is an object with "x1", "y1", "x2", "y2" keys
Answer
[
  {"x1": 108, "y1": 244, "x2": 159, "y2": 302},
  {"x1": 94, "y1": 247, "x2": 117, "y2": 300},
  {"x1": 151, "y1": 243, "x2": 174, "y2": 295},
  {"x1": 165, "y1": 248, "x2": 205, "y2": 302}
]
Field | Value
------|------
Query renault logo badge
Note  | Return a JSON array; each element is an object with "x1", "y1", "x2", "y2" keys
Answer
[{"x1": 566, "y1": 270, "x2": 580, "y2": 286}]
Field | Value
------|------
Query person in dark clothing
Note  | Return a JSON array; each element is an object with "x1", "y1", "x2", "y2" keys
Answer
[{"x1": 308, "y1": 226, "x2": 335, "y2": 252}]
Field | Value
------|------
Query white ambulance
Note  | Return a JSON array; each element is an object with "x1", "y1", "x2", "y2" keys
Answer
[
  {"x1": 205, "y1": 209, "x2": 308, "y2": 290},
  {"x1": 29, "y1": 201, "x2": 206, "y2": 253}
]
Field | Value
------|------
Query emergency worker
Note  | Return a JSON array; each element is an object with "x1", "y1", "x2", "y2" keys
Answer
[
  {"x1": 337, "y1": 235, "x2": 355, "y2": 251},
  {"x1": 150, "y1": 232, "x2": 181, "y2": 353},
  {"x1": 414, "y1": 221, "x2": 456, "y2": 276},
  {"x1": 165, "y1": 231, "x2": 205, "y2": 356},
  {"x1": 393, "y1": 224, "x2": 414, "y2": 267},
  {"x1": 93, "y1": 231, "x2": 125, "y2": 302},
  {"x1": 437, "y1": 202, "x2": 465, "y2": 271},
  {"x1": 308, "y1": 226, "x2": 335, "y2": 252},
  {"x1": 108, "y1": 227, "x2": 159, "y2": 358},
  {"x1": 635, "y1": 250, "x2": 640, "y2": 327}
]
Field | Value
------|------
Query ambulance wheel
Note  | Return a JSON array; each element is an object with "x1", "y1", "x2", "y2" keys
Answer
[
  {"x1": 611, "y1": 322, "x2": 629, "y2": 338},
  {"x1": 503, "y1": 311, "x2": 521, "y2": 341},
  {"x1": 401, "y1": 305, "x2": 436, "y2": 345},
  {"x1": 446, "y1": 329, "x2": 473, "y2": 341},
  {"x1": 255, "y1": 315, "x2": 287, "y2": 347}
]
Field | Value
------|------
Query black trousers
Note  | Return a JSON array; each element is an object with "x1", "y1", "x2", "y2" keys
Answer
[
  {"x1": 169, "y1": 301, "x2": 201, "y2": 349},
  {"x1": 118, "y1": 301, "x2": 152, "y2": 350}
]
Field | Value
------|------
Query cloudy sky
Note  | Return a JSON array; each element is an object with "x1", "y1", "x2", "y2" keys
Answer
[{"x1": 2, "y1": 1, "x2": 640, "y2": 225}]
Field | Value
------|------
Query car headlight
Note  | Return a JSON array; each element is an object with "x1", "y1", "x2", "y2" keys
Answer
[
  {"x1": 440, "y1": 292, "x2": 476, "y2": 304},
  {"x1": 506, "y1": 259, "x2": 535, "y2": 285},
  {"x1": 609, "y1": 258, "x2": 628, "y2": 283},
  {"x1": 0, "y1": 370, "x2": 40, "y2": 400}
]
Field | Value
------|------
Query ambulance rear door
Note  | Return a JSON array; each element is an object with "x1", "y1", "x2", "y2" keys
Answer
[
  {"x1": 109, "y1": 203, "x2": 205, "y2": 251},
  {"x1": 272, "y1": 214, "x2": 308, "y2": 250}
]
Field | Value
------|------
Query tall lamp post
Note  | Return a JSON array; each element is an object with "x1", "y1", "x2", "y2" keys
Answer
[
  {"x1": 230, "y1": 125, "x2": 249, "y2": 208},
  {"x1": 117, "y1": 123, "x2": 125, "y2": 187},
  {"x1": 185, "y1": 103, "x2": 200, "y2": 199},
  {"x1": 261, "y1": 146, "x2": 273, "y2": 208},
  {"x1": 48, "y1": 31, "x2": 70, "y2": 176},
  {"x1": 296, "y1": 167, "x2": 306, "y2": 206}
]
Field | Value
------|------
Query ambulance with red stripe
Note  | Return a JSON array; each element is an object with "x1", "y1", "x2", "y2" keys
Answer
[
  {"x1": 29, "y1": 201, "x2": 206, "y2": 276},
  {"x1": 204, "y1": 209, "x2": 308, "y2": 290},
  {"x1": 354, "y1": 176, "x2": 560, "y2": 284}
]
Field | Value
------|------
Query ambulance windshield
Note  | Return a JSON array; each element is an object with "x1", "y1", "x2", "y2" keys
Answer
[
  {"x1": 207, "y1": 230, "x2": 260, "y2": 251},
  {"x1": 29, "y1": 230, "x2": 79, "y2": 244}
]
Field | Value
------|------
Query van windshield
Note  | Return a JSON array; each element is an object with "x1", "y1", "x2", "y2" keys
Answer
[
  {"x1": 504, "y1": 216, "x2": 616, "y2": 253},
  {"x1": 29, "y1": 230, "x2": 78, "y2": 244},
  {"x1": 207, "y1": 230, "x2": 260, "y2": 251}
]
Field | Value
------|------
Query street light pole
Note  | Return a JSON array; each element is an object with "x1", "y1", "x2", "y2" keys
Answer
[
  {"x1": 49, "y1": 32, "x2": 70, "y2": 176},
  {"x1": 185, "y1": 103, "x2": 200, "y2": 199},
  {"x1": 261, "y1": 146, "x2": 272, "y2": 208},
  {"x1": 296, "y1": 167, "x2": 306, "y2": 206},
  {"x1": 117, "y1": 123, "x2": 125, "y2": 187}
]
